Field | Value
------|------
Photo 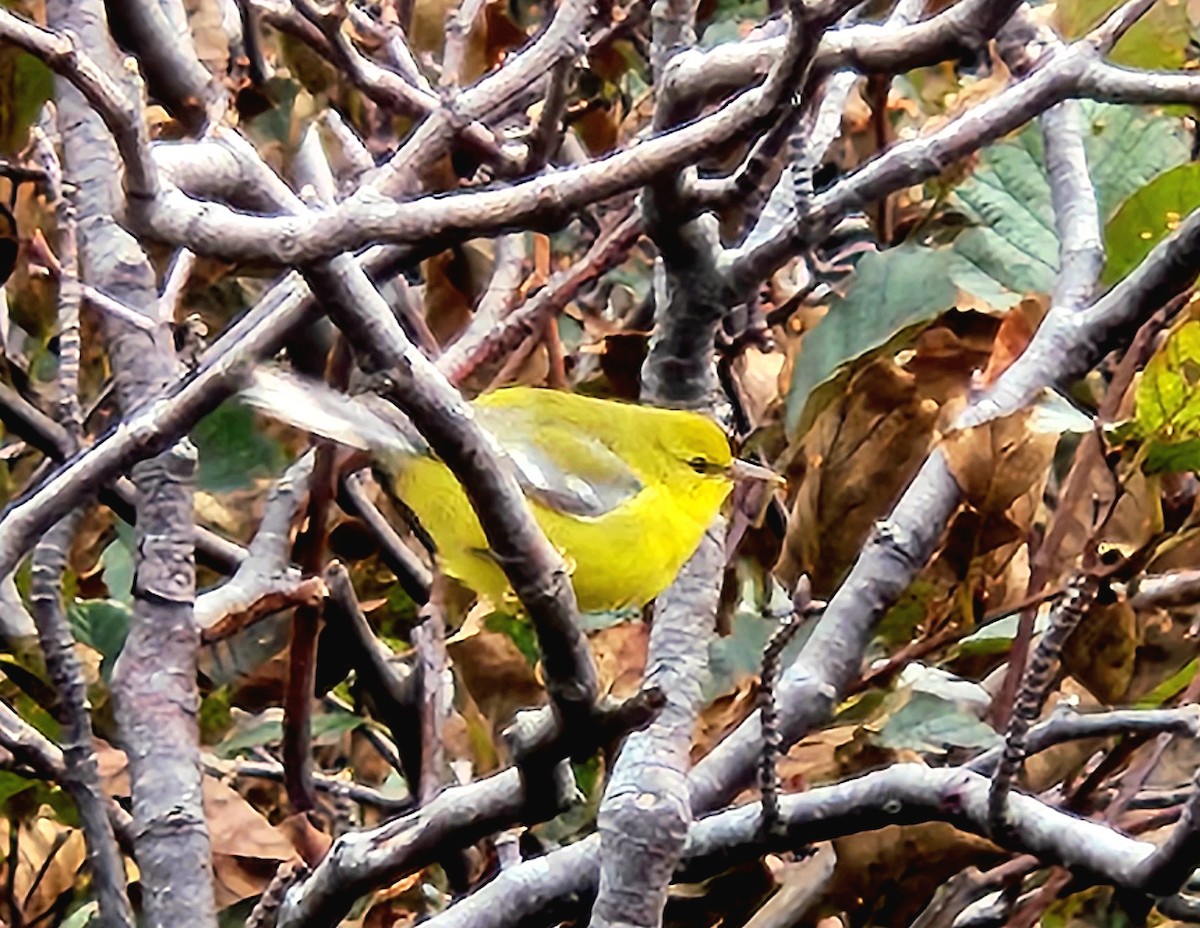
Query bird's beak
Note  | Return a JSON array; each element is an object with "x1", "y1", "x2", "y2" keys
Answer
[{"x1": 730, "y1": 459, "x2": 785, "y2": 485}]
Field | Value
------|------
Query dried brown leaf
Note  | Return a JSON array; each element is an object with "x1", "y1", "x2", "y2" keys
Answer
[
  {"x1": 205, "y1": 775, "x2": 295, "y2": 860},
  {"x1": 5, "y1": 815, "x2": 85, "y2": 922},
  {"x1": 447, "y1": 628, "x2": 545, "y2": 734},
  {"x1": 1062, "y1": 598, "x2": 1137, "y2": 703},
  {"x1": 828, "y1": 823, "x2": 1001, "y2": 926},
  {"x1": 941, "y1": 407, "x2": 1058, "y2": 516},
  {"x1": 184, "y1": 0, "x2": 230, "y2": 78},
  {"x1": 979, "y1": 296, "x2": 1048, "y2": 388},
  {"x1": 779, "y1": 358, "x2": 940, "y2": 596},
  {"x1": 589, "y1": 621, "x2": 648, "y2": 700}
]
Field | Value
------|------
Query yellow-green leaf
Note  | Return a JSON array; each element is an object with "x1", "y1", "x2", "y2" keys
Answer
[
  {"x1": 1136, "y1": 320, "x2": 1200, "y2": 438},
  {"x1": 1103, "y1": 164, "x2": 1200, "y2": 285},
  {"x1": 1055, "y1": 0, "x2": 1191, "y2": 71},
  {"x1": 1130, "y1": 320, "x2": 1200, "y2": 472}
]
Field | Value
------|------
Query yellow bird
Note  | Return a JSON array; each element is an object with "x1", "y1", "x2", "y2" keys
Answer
[{"x1": 242, "y1": 369, "x2": 774, "y2": 611}]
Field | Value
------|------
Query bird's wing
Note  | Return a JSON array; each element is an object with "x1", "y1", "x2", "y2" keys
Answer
[
  {"x1": 473, "y1": 403, "x2": 643, "y2": 519},
  {"x1": 240, "y1": 366, "x2": 427, "y2": 455}
]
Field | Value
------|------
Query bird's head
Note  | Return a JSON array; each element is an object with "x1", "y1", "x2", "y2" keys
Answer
[{"x1": 657, "y1": 414, "x2": 782, "y2": 502}]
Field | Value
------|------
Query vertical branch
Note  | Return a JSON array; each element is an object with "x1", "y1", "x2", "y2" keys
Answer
[
  {"x1": 413, "y1": 578, "x2": 447, "y2": 805},
  {"x1": 45, "y1": 3, "x2": 218, "y2": 925},
  {"x1": 30, "y1": 118, "x2": 82, "y2": 432},
  {"x1": 589, "y1": 0, "x2": 779, "y2": 921},
  {"x1": 525, "y1": 60, "x2": 571, "y2": 174},
  {"x1": 441, "y1": 0, "x2": 488, "y2": 87},
  {"x1": 157, "y1": 249, "x2": 195, "y2": 325},
  {"x1": 323, "y1": 564, "x2": 421, "y2": 788},
  {"x1": 992, "y1": 9, "x2": 1105, "y2": 731},
  {"x1": 282, "y1": 438, "x2": 333, "y2": 815},
  {"x1": 589, "y1": 522, "x2": 723, "y2": 928},
  {"x1": 283, "y1": 131, "x2": 367, "y2": 813},
  {"x1": 281, "y1": 135, "x2": 340, "y2": 814},
  {"x1": 24, "y1": 116, "x2": 133, "y2": 928},
  {"x1": 988, "y1": 575, "x2": 1101, "y2": 834},
  {"x1": 283, "y1": 332, "x2": 347, "y2": 815},
  {"x1": 29, "y1": 517, "x2": 133, "y2": 928},
  {"x1": 116, "y1": 444, "x2": 213, "y2": 925}
]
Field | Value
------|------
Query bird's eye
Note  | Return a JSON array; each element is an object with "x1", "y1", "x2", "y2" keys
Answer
[{"x1": 688, "y1": 456, "x2": 709, "y2": 474}]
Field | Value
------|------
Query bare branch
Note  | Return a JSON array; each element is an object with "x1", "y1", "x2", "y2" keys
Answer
[
  {"x1": 30, "y1": 514, "x2": 134, "y2": 928},
  {"x1": 1130, "y1": 769, "x2": 1200, "y2": 896},
  {"x1": 0, "y1": 7, "x2": 159, "y2": 197},
  {"x1": 45, "y1": 3, "x2": 217, "y2": 924},
  {"x1": 437, "y1": 212, "x2": 641, "y2": 386},
  {"x1": 194, "y1": 453, "x2": 315, "y2": 633},
  {"x1": 967, "y1": 706, "x2": 1200, "y2": 777},
  {"x1": 276, "y1": 768, "x2": 530, "y2": 927},
  {"x1": 728, "y1": 12, "x2": 1200, "y2": 290},
  {"x1": 24, "y1": 116, "x2": 132, "y2": 927},
  {"x1": 410, "y1": 762, "x2": 1198, "y2": 928},
  {"x1": 590, "y1": 522, "x2": 723, "y2": 928},
  {"x1": 663, "y1": 0, "x2": 1022, "y2": 106},
  {"x1": 0, "y1": 700, "x2": 134, "y2": 850},
  {"x1": 682, "y1": 766, "x2": 1156, "y2": 886},
  {"x1": 103, "y1": 0, "x2": 218, "y2": 130}
]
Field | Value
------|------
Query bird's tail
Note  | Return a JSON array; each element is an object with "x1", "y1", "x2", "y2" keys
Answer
[{"x1": 239, "y1": 365, "x2": 426, "y2": 456}]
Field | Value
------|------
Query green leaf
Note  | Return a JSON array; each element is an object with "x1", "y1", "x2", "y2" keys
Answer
[
  {"x1": 199, "y1": 686, "x2": 233, "y2": 746},
  {"x1": 215, "y1": 705, "x2": 364, "y2": 758},
  {"x1": 948, "y1": 103, "x2": 1190, "y2": 297},
  {"x1": 214, "y1": 716, "x2": 282, "y2": 758},
  {"x1": 956, "y1": 611, "x2": 1052, "y2": 657},
  {"x1": 1055, "y1": 0, "x2": 1192, "y2": 71},
  {"x1": 785, "y1": 244, "x2": 963, "y2": 437},
  {"x1": 0, "y1": 46, "x2": 52, "y2": 153},
  {"x1": 1144, "y1": 438, "x2": 1200, "y2": 474},
  {"x1": 312, "y1": 706, "x2": 366, "y2": 744},
  {"x1": 873, "y1": 691, "x2": 1000, "y2": 754},
  {"x1": 2, "y1": 686, "x2": 59, "y2": 743},
  {"x1": 1081, "y1": 104, "x2": 1192, "y2": 221},
  {"x1": 379, "y1": 584, "x2": 420, "y2": 639},
  {"x1": 60, "y1": 901, "x2": 99, "y2": 928},
  {"x1": 874, "y1": 581, "x2": 938, "y2": 655},
  {"x1": 0, "y1": 771, "x2": 73, "y2": 824},
  {"x1": 1115, "y1": 319, "x2": 1200, "y2": 473},
  {"x1": 99, "y1": 523, "x2": 134, "y2": 606},
  {"x1": 66, "y1": 599, "x2": 131, "y2": 682},
  {"x1": 572, "y1": 754, "x2": 603, "y2": 801},
  {"x1": 192, "y1": 398, "x2": 289, "y2": 493},
  {"x1": 0, "y1": 770, "x2": 37, "y2": 807},
  {"x1": 484, "y1": 611, "x2": 540, "y2": 666},
  {"x1": 1135, "y1": 658, "x2": 1197, "y2": 708},
  {"x1": 1139, "y1": 322, "x2": 1200, "y2": 434},
  {"x1": 948, "y1": 132, "x2": 1060, "y2": 298},
  {"x1": 783, "y1": 101, "x2": 1185, "y2": 439},
  {"x1": 1103, "y1": 162, "x2": 1200, "y2": 285}
]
